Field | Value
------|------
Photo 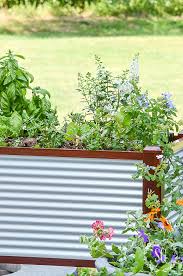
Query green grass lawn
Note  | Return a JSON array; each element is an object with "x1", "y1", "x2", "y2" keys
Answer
[{"x1": 1, "y1": 35, "x2": 183, "y2": 122}]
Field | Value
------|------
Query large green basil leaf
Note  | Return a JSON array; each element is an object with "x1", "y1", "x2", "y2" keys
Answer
[{"x1": 9, "y1": 111, "x2": 23, "y2": 137}]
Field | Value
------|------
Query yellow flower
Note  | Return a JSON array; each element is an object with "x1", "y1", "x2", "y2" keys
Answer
[
  {"x1": 176, "y1": 198, "x2": 183, "y2": 206},
  {"x1": 159, "y1": 216, "x2": 173, "y2": 232},
  {"x1": 145, "y1": 208, "x2": 160, "y2": 222}
]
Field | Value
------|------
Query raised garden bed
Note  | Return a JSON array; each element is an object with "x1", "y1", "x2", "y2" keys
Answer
[
  {"x1": 0, "y1": 52, "x2": 182, "y2": 274},
  {"x1": 0, "y1": 145, "x2": 161, "y2": 267}
]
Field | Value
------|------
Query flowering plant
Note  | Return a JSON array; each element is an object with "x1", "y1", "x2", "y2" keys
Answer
[
  {"x1": 81, "y1": 192, "x2": 183, "y2": 275},
  {"x1": 1, "y1": 52, "x2": 181, "y2": 151},
  {"x1": 64, "y1": 55, "x2": 180, "y2": 151},
  {"x1": 78, "y1": 55, "x2": 183, "y2": 275}
]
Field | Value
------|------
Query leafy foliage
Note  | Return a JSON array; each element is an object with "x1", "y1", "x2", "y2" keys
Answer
[
  {"x1": 81, "y1": 189, "x2": 183, "y2": 275},
  {"x1": 64, "y1": 55, "x2": 179, "y2": 151},
  {"x1": 0, "y1": 50, "x2": 63, "y2": 148},
  {"x1": 0, "y1": 51, "x2": 181, "y2": 153},
  {"x1": 78, "y1": 57, "x2": 183, "y2": 276},
  {"x1": 0, "y1": 0, "x2": 183, "y2": 16}
]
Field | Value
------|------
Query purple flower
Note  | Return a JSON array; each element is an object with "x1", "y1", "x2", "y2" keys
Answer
[
  {"x1": 137, "y1": 94, "x2": 149, "y2": 107},
  {"x1": 151, "y1": 245, "x2": 166, "y2": 264},
  {"x1": 157, "y1": 222, "x2": 165, "y2": 230},
  {"x1": 171, "y1": 255, "x2": 177, "y2": 263},
  {"x1": 180, "y1": 257, "x2": 183, "y2": 263},
  {"x1": 162, "y1": 92, "x2": 172, "y2": 99},
  {"x1": 157, "y1": 254, "x2": 166, "y2": 265},
  {"x1": 152, "y1": 245, "x2": 161, "y2": 258},
  {"x1": 138, "y1": 229, "x2": 149, "y2": 243},
  {"x1": 162, "y1": 92, "x2": 175, "y2": 109},
  {"x1": 166, "y1": 100, "x2": 175, "y2": 109}
]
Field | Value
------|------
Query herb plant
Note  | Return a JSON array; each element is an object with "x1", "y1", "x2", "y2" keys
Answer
[
  {"x1": 0, "y1": 51, "x2": 180, "y2": 151},
  {"x1": 65, "y1": 55, "x2": 179, "y2": 151},
  {"x1": 0, "y1": 50, "x2": 63, "y2": 148},
  {"x1": 78, "y1": 55, "x2": 183, "y2": 275}
]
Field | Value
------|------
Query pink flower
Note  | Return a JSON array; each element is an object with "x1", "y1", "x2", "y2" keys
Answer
[
  {"x1": 91, "y1": 221, "x2": 115, "y2": 241},
  {"x1": 106, "y1": 227, "x2": 115, "y2": 240},
  {"x1": 100, "y1": 235, "x2": 107, "y2": 241},
  {"x1": 92, "y1": 220, "x2": 104, "y2": 231}
]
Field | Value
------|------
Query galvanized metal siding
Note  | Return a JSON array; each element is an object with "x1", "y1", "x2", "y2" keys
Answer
[
  {"x1": 168, "y1": 146, "x2": 183, "y2": 223},
  {"x1": 177, "y1": 148, "x2": 183, "y2": 199},
  {"x1": 0, "y1": 155, "x2": 142, "y2": 260},
  {"x1": 177, "y1": 148, "x2": 183, "y2": 160}
]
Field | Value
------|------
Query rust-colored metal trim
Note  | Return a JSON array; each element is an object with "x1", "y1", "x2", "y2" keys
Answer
[
  {"x1": 0, "y1": 147, "x2": 143, "y2": 160},
  {"x1": 143, "y1": 146, "x2": 162, "y2": 214},
  {"x1": 172, "y1": 131, "x2": 183, "y2": 141},
  {"x1": 172, "y1": 137, "x2": 183, "y2": 153},
  {"x1": 0, "y1": 256, "x2": 95, "y2": 268}
]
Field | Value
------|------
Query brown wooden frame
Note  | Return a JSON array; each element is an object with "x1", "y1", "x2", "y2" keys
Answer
[{"x1": 0, "y1": 132, "x2": 182, "y2": 268}]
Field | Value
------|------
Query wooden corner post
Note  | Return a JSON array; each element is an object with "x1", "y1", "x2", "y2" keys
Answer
[{"x1": 143, "y1": 146, "x2": 162, "y2": 214}]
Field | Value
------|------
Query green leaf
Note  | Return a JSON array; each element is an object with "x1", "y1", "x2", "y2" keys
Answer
[
  {"x1": 132, "y1": 247, "x2": 144, "y2": 274},
  {"x1": 65, "y1": 122, "x2": 80, "y2": 141},
  {"x1": 7, "y1": 83, "x2": 16, "y2": 103},
  {"x1": 1, "y1": 91, "x2": 11, "y2": 115},
  {"x1": 9, "y1": 111, "x2": 22, "y2": 137},
  {"x1": 0, "y1": 124, "x2": 9, "y2": 138},
  {"x1": 0, "y1": 69, "x2": 5, "y2": 84},
  {"x1": 115, "y1": 270, "x2": 125, "y2": 276},
  {"x1": 15, "y1": 54, "x2": 25, "y2": 59},
  {"x1": 17, "y1": 73, "x2": 29, "y2": 83},
  {"x1": 116, "y1": 108, "x2": 131, "y2": 129},
  {"x1": 25, "y1": 71, "x2": 34, "y2": 83},
  {"x1": 105, "y1": 252, "x2": 114, "y2": 259},
  {"x1": 3, "y1": 74, "x2": 12, "y2": 85},
  {"x1": 32, "y1": 87, "x2": 51, "y2": 98},
  {"x1": 173, "y1": 242, "x2": 183, "y2": 248},
  {"x1": 112, "y1": 244, "x2": 121, "y2": 255},
  {"x1": 156, "y1": 263, "x2": 172, "y2": 276}
]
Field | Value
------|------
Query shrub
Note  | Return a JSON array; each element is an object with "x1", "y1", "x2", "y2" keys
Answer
[
  {"x1": 94, "y1": 0, "x2": 183, "y2": 17},
  {"x1": 93, "y1": 0, "x2": 126, "y2": 17},
  {"x1": 1, "y1": 0, "x2": 183, "y2": 16}
]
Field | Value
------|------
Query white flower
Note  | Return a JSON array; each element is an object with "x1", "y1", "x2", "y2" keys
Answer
[
  {"x1": 119, "y1": 80, "x2": 134, "y2": 94},
  {"x1": 113, "y1": 79, "x2": 122, "y2": 88},
  {"x1": 156, "y1": 154, "x2": 163, "y2": 160},
  {"x1": 129, "y1": 55, "x2": 139, "y2": 82},
  {"x1": 104, "y1": 104, "x2": 113, "y2": 113}
]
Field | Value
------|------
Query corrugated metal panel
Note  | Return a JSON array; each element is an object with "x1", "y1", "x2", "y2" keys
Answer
[
  {"x1": 168, "y1": 145, "x2": 183, "y2": 223},
  {"x1": 177, "y1": 148, "x2": 183, "y2": 160},
  {"x1": 0, "y1": 155, "x2": 142, "y2": 260}
]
